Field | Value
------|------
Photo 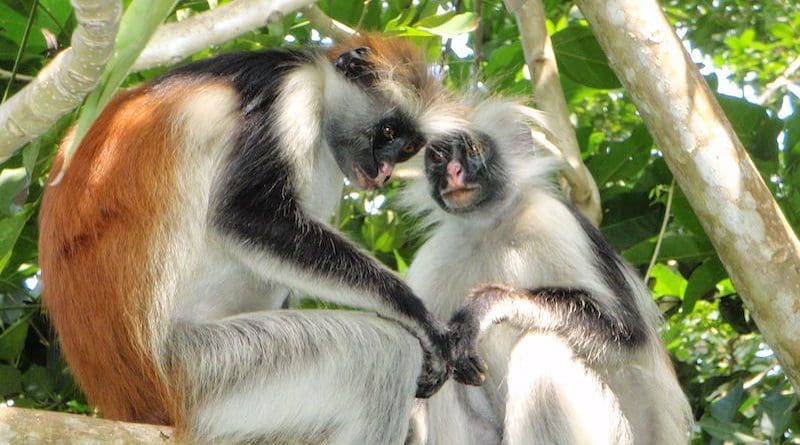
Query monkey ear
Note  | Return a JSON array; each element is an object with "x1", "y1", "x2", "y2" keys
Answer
[{"x1": 334, "y1": 46, "x2": 377, "y2": 86}]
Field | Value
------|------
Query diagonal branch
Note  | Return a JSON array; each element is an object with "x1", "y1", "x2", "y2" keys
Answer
[
  {"x1": 0, "y1": 0, "x2": 122, "y2": 162},
  {"x1": 302, "y1": 4, "x2": 356, "y2": 41},
  {"x1": 576, "y1": 0, "x2": 800, "y2": 391},
  {"x1": 132, "y1": 0, "x2": 317, "y2": 72},
  {"x1": 503, "y1": 0, "x2": 602, "y2": 225}
]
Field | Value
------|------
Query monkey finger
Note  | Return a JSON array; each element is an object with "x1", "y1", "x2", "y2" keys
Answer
[{"x1": 453, "y1": 355, "x2": 486, "y2": 386}]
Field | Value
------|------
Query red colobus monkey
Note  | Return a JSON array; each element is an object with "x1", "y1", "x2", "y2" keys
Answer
[
  {"x1": 39, "y1": 36, "x2": 476, "y2": 444},
  {"x1": 403, "y1": 100, "x2": 693, "y2": 444}
]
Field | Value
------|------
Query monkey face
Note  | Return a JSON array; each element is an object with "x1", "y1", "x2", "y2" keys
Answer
[
  {"x1": 325, "y1": 36, "x2": 436, "y2": 189},
  {"x1": 424, "y1": 131, "x2": 507, "y2": 213}
]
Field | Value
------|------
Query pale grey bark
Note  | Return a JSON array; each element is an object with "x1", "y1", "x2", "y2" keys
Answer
[
  {"x1": 302, "y1": 4, "x2": 356, "y2": 42},
  {"x1": 132, "y1": 0, "x2": 317, "y2": 71},
  {"x1": 504, "y1": 0, "x2": 603, "y2": 225},
  {"x1": 0, "y1": 0, "x2": 318, "y2": 162},
  {"x1": 576, "y1": 0, "x2": 800, "y2": 389},
  {"x1": 0, "y1": 0, "x2": 122, "y2": 162},
  {"x1": 0, "y1": 407, "x2": 180, "y2": 444}
]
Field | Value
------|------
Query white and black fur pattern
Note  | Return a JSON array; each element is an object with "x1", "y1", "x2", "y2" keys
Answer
[
  {"x1": 42, "y1": 35, "x2": 502, "y2": 442},
  {"x1": 163, "y1": 48, "x2": 469, "y2": 443},
  {"x1": 403, "y1": 99, "x2": 693, "y2": 444}
]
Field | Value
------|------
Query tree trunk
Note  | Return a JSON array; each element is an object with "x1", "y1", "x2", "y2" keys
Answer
[{"x1": 575, "y1": 0, "x2": 800, "y2": 389}]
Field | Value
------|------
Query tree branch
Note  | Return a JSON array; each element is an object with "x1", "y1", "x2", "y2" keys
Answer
[
  {"x1": 0, "y1": 407, "x2": 181, "y2": 442},
  {"x1": 0, "y1": 0, "x2": 122, "y2": 162},
  {"x1": 756, "y1": 55, "x2": 800, "y2": 106},
  {"x1": 302, "y1": 4, "x2": 356, "y2": 42},
  {"x1": 576, "y1": 0, "x2": 800, "y2": 390},
  {"x1": 503, "y1": 0, "x2": 602, "y2": 225},
  {"x1": 132, "y1": 0, "x2": 317, "y2": 72},
  {"x1": 0, "y1": 69, "x2": 34, "y2": 83}
]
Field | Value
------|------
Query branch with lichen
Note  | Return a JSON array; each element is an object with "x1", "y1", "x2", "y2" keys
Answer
[
  {"x1": 0, "y1": 0, "x2": 122, "y2": 161},
  {"x1": 503, "y1": 0, "x2": 603, "y2": 225}
]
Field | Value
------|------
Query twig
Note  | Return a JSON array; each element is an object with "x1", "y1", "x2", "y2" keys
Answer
[
  {"x1": 645, "y1": 179, "x2": 675, "y2": 280},
  {"x1": 0, "y1": 69, "x2": 34, "y2": 83},
  {"x1": 756, "y1": 55, "x2": 800, "y2": 105}
]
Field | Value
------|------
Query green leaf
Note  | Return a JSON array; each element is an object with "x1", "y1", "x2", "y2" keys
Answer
[
  {"x1": 0, "y1": 316, "x2": 30, "y2": 362},
  {"x1": 649, "y1": 264, "x2": 687, "y2": 298},
  {"x1": 587, "y1": 125, "x2": 652, "y2": 185},
  {"x1": 600, "y1": 200, "x2": 662, "y2": 251},
  {"x1": 0, "y1": 206, "x2": 33, "y2": 272},
  {"x1": 622, "y1": 234, "x2": 714, "y2": 265},
  {"x1": 0, "y1": 167, "x2": 27, "y2": 216},
  {"x1": 551, "y1": 26, "x2": 621, "y2": 89},
  {"x1": 697, "y1": 415, "x2": 761, "y2": 442},
  {"x1": 711, "y1": 381, "x2": 745, "y2": 422},
  {"x1": 760, "y1": 385, "x2": 797, "y2": 439},
  {"x1": 394, "y1": 249, "x2": 408, "y2": 275},
  {"x1": 416, "y1": 12, "x2": 477, "y2": 37},
  {"x1": 682, "y1": 256, "x2": 726, "y2": 313},
  {"x1": 0, "y1": 2, "x2": 46, "y2": 53},
  {"x1": 22, "y1": 364, "x2": 55, "y2": 397},
  {"x1": 0, "y1": 365, "x2": 22, "y2": 395}
]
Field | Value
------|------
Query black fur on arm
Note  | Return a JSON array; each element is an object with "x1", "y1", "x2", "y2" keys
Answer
[{"x1": 448, "y1": 284, "x2": 648, "y2": 386}]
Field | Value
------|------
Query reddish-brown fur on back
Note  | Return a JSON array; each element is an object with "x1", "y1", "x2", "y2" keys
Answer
[
  {"x1": 328, "y1": 34, "x2": 437, "y2": 96},
  {"x1": 39, "y1": 83, "x2": 189, "y2": 425}
]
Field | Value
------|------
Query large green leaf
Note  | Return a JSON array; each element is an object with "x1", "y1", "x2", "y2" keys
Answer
[
  {"x1": 682, "y1": 256, "x2": 727, "y2": 313},
  {"x1": 0, "y1": 364, "x2": 22, "y2": 395},
  {"x1": 587, "y1": 125, "x2": 652, "y2": 186},
  {"x1": 551, "y1": 26, "x2": 621, "y2": 89},
  {"x1": 0, "y1": 316, "x2": 30, "y2": 362},
  {"x1": 623, "y1": 233, "x2": 715, "y2": 265},
  {"x1": 0, "y1": 205, "x2": 33, "y2": 273},
  {"x1": 416, "y1": 12, "x2": 477, "y2": 37}
]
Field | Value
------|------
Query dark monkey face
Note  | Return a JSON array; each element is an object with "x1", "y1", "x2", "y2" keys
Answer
[
  {"x1": 327, "y1": 39, "x2": 433, "y2": 190},
  {"x1": 424, "y1": 131, "x2": 508, "y2": 214}
]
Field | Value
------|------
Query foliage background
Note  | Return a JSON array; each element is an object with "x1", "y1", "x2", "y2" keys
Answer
[{"x1": 1, "y1": 0, "x2": 799, "y2": 442}]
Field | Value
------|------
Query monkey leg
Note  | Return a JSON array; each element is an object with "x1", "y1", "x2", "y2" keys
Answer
[
  {"x1": 503, "y1": 333, "x2": 633, "y2": 445},
  {"x1": 167, "y1": 310, "x2": 422, "y2": 444}
]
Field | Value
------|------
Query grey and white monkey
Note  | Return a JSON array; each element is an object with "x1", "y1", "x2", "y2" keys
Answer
[
  {"x1": 39, "y1": 36, "x2": 479, "y2": 444},
  {"x1": 403, "y1": 99, "x2": 693, "y2": 444}
]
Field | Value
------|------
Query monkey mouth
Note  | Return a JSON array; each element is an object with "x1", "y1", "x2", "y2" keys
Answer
[
  {"x1": 354, "y1": 163, "x2": 393, "y2": 190},
  {"x1": 441, "y1": 185, "x2": 481, "y2": 208}
]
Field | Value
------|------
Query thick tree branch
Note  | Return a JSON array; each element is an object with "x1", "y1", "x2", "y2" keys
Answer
[
  {"x1": 576, "y1": 0, "x2": 800, "y2": 389},
  {"x1": 0, "y1": 407, "x2": 180, "y2": 443},
  {"x1": 503, "y1": 0, "x2": 602, "y2": 225},
  {"x1": 302, "y1": 4, "x2": 356, "y2": 41},
  {"x1": 132, "y1": 0, "x2": 317, "y2": 71},
  {"x1": 0, "y1": 0, "x2": 122, "y2": 162}
]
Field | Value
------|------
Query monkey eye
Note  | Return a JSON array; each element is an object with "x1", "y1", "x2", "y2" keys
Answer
[
  {"x1": 401, "y1": 143, "x2": 417, "y2": 154},
  {"x1": 466, "y1": 144, "x2": 482, "y2": 156},
  {"x1": 431, "y1": 150, "x2": 445, "y2": 162},
  {"x1": 382, "y1": 125, "x2": 396, "y2": 140}
]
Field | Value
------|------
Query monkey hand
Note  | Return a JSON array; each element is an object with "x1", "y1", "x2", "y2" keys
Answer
[
  {"x1": 414, "y1": 323, "x2": 451, "y2": 398},
  {"x1": 447, "y1": 313, "x2": 488, "y2": 387}
]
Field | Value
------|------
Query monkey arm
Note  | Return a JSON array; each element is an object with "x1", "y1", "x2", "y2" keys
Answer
[
  {"x1": 215, "y1": 204, "x2": 456, "y2": 396},
  {"x1": 447, "y1": 284, "x2": 648, "y2": 385}
]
